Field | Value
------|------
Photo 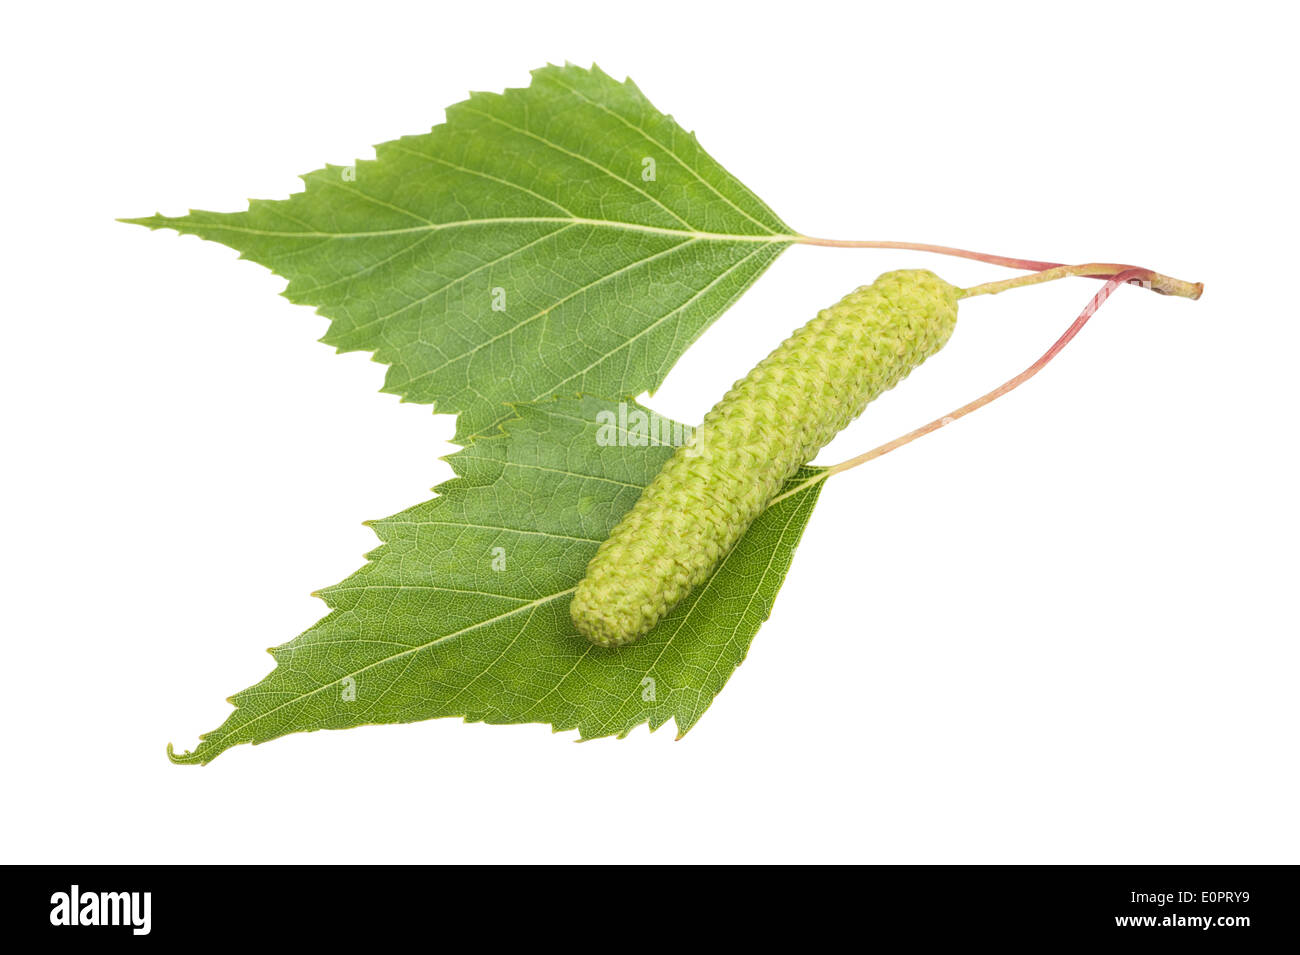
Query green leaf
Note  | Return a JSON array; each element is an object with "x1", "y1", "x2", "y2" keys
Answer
[
  {"x1": 124, "y1": 63, "x2": 793, "y2": 441},
  {"x1": 169, "y1": 396, "x2": 823, "y2": 764}
]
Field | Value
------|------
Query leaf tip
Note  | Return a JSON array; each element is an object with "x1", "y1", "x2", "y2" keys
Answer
[
  {"x1": 166, "y1": 741, "x2": 202, "y2": 766},
  {"x1": 118, "y1": 214, "x2": 162, "y2": 229}
]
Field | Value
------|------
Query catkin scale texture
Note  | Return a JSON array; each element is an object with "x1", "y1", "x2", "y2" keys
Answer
[{"x1": 571, "y1": 270, "x2": 961, "y2": 647}]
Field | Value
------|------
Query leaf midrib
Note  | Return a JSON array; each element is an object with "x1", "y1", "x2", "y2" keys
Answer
[
  {"x1": 135, "y1": 214, "x2": 796, "y2": 243},
  {"x1": 214, "y1": 587, "x2": 578, "y2": 750}
]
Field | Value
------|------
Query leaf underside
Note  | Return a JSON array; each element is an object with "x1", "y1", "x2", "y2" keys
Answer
[
  {"x1": 125, "y1": 63, "x2": 793, "y2": 441},
  {"x1": 169, "y1": 396, "x2": 823, "y2": 764}
]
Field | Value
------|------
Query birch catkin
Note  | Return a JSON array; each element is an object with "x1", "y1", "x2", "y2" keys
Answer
[{"x1": 571, "y1": 269, "x2": 962, "y2": 646}]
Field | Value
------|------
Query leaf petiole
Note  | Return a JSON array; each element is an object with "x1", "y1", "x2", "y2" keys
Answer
[{"x1": 794, "y1": 235, "x2": 1202, "y2": 300}]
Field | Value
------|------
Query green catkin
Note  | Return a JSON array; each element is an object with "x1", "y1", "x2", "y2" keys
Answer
[{"x1": 571, "y1": 269, "x2": 962, "y2": 647}]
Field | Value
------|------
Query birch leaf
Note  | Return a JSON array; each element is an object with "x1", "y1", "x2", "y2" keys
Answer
[
  {"x1": 168, "y1": 396, "x2": 823, "y2": 764},
  {"x1": 124, "y1": 64, "x2": 792, "y2": 440}
]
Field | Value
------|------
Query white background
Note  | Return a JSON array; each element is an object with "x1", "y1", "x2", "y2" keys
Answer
[{"x1": 2, "y1": 1, "x2": 1296, "y2": 864}]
